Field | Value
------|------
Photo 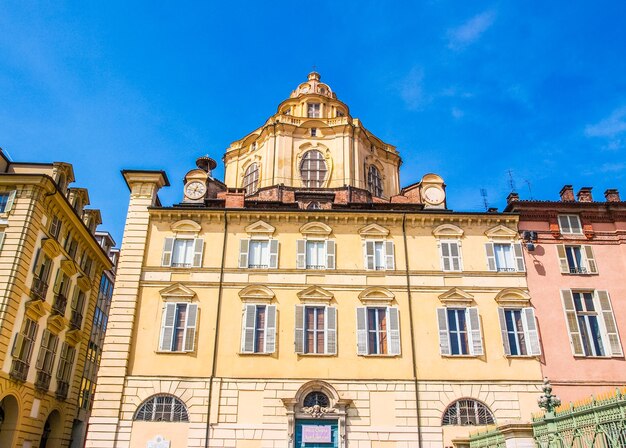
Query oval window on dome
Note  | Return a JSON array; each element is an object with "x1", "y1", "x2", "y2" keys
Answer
[
  {"x1": 243, "y1": 163, "x2": 259, "y2": 196},
  {"x1": 300, "y1": 150, "x2": 327, "y2": 188}
]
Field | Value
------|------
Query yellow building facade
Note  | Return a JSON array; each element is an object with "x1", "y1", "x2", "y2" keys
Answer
[
  {"x1": 0, "y1": 151, "x2": 114, "y2": 447},
  {"x1": 86, "y1": 74, "x2": 544, "y2": 448}
]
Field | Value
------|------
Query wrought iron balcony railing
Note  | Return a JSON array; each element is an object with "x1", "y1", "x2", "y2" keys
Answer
[
  {"x1": 56, "y1": 380, "x2": 69, "y2": 401},
  {"x1": 34, "y1": 370, "x2": 51, "y2": 391},
  {"x1": 30, "y1": 277, "x2": 48, "y2": 302},
  {"x1": 51, "y1": 293, "x2": 68, "y2": 316},
  {"x1": 9, "y1": 359, "x2": 29, "y2": 382},
  {"x1": 69, "y1": 310, "x2": 83, "y2": 330}
]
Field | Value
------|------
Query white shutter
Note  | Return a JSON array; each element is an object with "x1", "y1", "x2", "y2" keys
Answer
[
  {"x1": 325, "y1": 306, "x2": 337, "y2": 355},
  {"x1": 497, "y1": 308, "x2": 512, "y2": 355},
  {"x1": 192, "y1": 238, "x2": 204, "y2": 268},
  {"x1": 5, "y1": 190, "x2": 16, "y2": 212},
  {"x1": 269, "y1": 239, "x2": 279, "y2": 269},
  {"x1": 450, "y1": 242, "x2": 461, "y2": 271},
  {"x1": 326, "y1": 240, "x2": 335, "y2": 269},
  {"x1": 265, "y1": 305, "x2": 277, "y2": 354},
  {"x1": 159, "y1": 303, "x2": 177, "y2": 351},
  {"x1": 241, "y1": 305, "x2": 256, "y2": 353},
  {"x1": 356, "y1": 307, "x2": 368, "y2": 355},
  {"x1": 294, "y1": 305, "x2": 305, "y2": 354},
  {"x1": 513, "y1": 243, "x2": 525, "y2": 272},
  {"x1": 239, "y1": 239, "x2": 250, "y2": 268},
  {"x1": 437, "y1": 308, "x2": 451, "y2": 355},
  {"x1": 440, "y1": 242, "x2": 451, "y2": 271},
  {"x1": 522, "y1": 308, "x2": 541, "y2": 355},
  {"x1": 583, "y1": 246, "x2": 598, "y2": 274},
  {"x1": 556, "y1": 245, "x2": 569, "y2": 273},
  {"x1": 387, "y1": 307, "x2": 400, "y2": 355},
  {"x1": 561, "y1": 290, "x2": 584, "y2": 356},
  {"x1": 467, "y1": 307, "x2": 483, "y2": 356},
  {"x1": 364, "y1": 241, "x2": 375, "y2": 270},
  {"x1": 296, "y1": 240, "x2": 306, "y2": 269},
  {"x1": 596, "y1": 291, "x2": 622, "y2": 357},
  {"x1": 385, "y1": 241, "x2": 395, "y2": 270},
  {"x1": 485, "y1": 243, "x2": 496, "y2": 271},
  {"x1": 161, "y1": 237, "x2": 174, "y2": 267},
  {"x1": 183, "y1": 304, "x2": 198, "y2": 352}
]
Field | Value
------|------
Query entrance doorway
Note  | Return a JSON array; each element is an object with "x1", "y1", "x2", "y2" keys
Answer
[
  {"x1": 0, "y1": 395, "x2": 19, "y2": 447},
  {"x1": 295, "y1": 419, "x2": 338, "y2": 448},
  {"x1": 40, "y1": 410, "x2": 62, "y2": 448}
]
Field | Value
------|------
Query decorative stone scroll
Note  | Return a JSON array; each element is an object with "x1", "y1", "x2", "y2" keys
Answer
[
  {"x1": 301, "y1": 404, "x2": 337, "y2": 418},
  {"x1": 147, "y1": 435, "x2": 170, "y2": 448}
]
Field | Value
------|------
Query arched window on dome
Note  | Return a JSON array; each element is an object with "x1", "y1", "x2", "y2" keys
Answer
[
  {"x1": 134, "y1": 394, "x2": 189, "y2": 422},
  {"x1": 300, "y1": 151, "x2": 327, "y2": 188},
  {"x1": 367, "y1": 165, "x2": 383, "y2": 198},
  {"x1": 243, "y1": 163, "x2": 259, "y2": 196},
  {"x1": 442, "y1": 399, "x2": 494, "y2": 426}
]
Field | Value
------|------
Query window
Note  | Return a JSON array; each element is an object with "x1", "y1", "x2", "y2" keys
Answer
[
  {"x1": 51, "y1": 270, "x2": 71, "y2": 316},
  {"x1": 159, "y1": 303, "x2": 198, "y2": 352},
  {"x1": 295, "y1": 306, "x2": 336, "y2": 355},
  {"x1": 300, "y1": 150, "x2": 327, "y2": 188},
  {"x1": 303, "y1": 391, "x2": 330, "y2": 408},
  {"x1": 557, "y1": 245, "x2": 597, "y2": 274},
  {"x1": 70, "y1": 288, "x2": 87, "y2": 330},
  {"x1": 49, "y1": 216, "x2": 62, "y2": 239},
  {"x1": 336, "y1": 109, "x2": 345, "y2": 117},
  {"x1": 31, "y1": 249, "x2": 52, "y2": 301},
  {"x1": 307, "y1": 103, "x2": 320, "y2": 118},
  {"x1": 561, "y1": 290, "x2": 622, "y2": 357},
  {"x1": 307, "y1": 201, "x2": 321, "y2": 210},
  {"x1": 296, "y1": 240, "x2": 335, "y2": 270},
  {"x1": 356, "y1": 307, "x2": 400, "y2": 355},
  {"x1": 238, "y1": 239, "x2": 279, "y2": 269},
  {"x1": 437, "y1": 308, "x2": 483, "y2": 356},
  {"x1": 497, "y1": 308, "x2": 541, "y2": 356},
  {"x1": 284, "y1": 107, "x2": 291, "y2": 115},
  {"x1": 161, "y1": 238, "x2": 204, "y2": 268},
  {"x1": 80, "y1": 254, "x2": 93, "y2": 276},
  {"x1": 55, "y1": 342, "x2": 75, "y2": 400},
  {"x1": 243, "y1": 163, "x2": 259, "y2": 196},
  {"x1": 558, "y1": 215, "x2": 583, "y2": 234},
  {"x1": 10, "y1": 318, "x2": 39, "y2": 381},
  {"x1": 0, "y1": 190, "x2": 16, "y2": 213},
  {"x1": 241, "y1": 304, "x2": 276, "y2": 353},
  {"x1": 367, "y1": 165, "x2": 383, "y2": 197},
  {"x1": 134, "y1": 394, "x2": 189, "y2": 422},
  {"x1": 35, "y1": 330, "x2": 59, "y2": 391},
  {"x1": 440, "y1": 240, "x2": 462, "y2": 271},
  {"x1": 442, "y1": 399, "x2": 495, "y2": 426},
  {"x1": 310, "y1": 128, "x2": 317, "y2": 137},
  {"x1": 485, "y1": 242, "x2": 525, "y2": 272},
  {"x1": 363, "y1": 240, "x2": 395, "y2": 270}
]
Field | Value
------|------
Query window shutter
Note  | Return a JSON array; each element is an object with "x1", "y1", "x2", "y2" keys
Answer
[
  {"x1": 32, "y1": 248, "x2": 41, "y2": 274},
  {"x1": 437, "y1": 308, "x2": 451, "y2": 355},
  {"x1": 326, "y1": 240, "x2": 336, "y2": 270},
  {"x1": 265, "y1": 305, "x2": 277, "y2": 354},
  {"x1": 11, "y1": 333, "x2": 24, "y2": 358},
  {"x1": 558, "y1": 215, "x2": 568, "y2": 233},
  {"x1": 159, "y1": 303, "x2": 177, "y2": 351},
  {"x1": 36, "y1": 330, "x2": 50, "y2": 370},
  {"x1": 596, "y1": 291, "x2": 623, "y2": 357},
  {"x1": 485, "y1": 243, "x2": 496, "y2": 271},
  {"x1": 513, "y1": 243, "x2": 525, "y2": 272},
  {"x1": 364, "y1": 241, "x2": 375, "y2": 270},
  {"x1": 183, "y1": 304, "x2": 198, "y2": 352},
  {"x1": 387, "y1": 307, "x2": 401, "y2": 355},
  {"x1": 269, "y1": 239, "x2": 279, "y2": 269},
  {"x1": 451, "y1": 242, "x2": 461, "y2": 271},
  {"x1": 5, "y1": 190, "x2": 16, "y2": 212},
  {"x1": 296, "y1": 240, "x2": 306, "y2": 269},
  {"x1": 70, "y1": 287, "x2": 79, "y2": 310},
  {"x1": 241, "y1": 304, "x2": 256, "y2": 353},
  {"x1": 497, "y1": 308, "x2": 511, "y2": 355},
  {"x1": 522, "y1": 308, "x2": 541, "y2": 355},
  {"x1": 161, "y1": 237, "x2": 174, "y2": 267},
  {"x1": 239, "y1": 239, "x2": 250, "y2": 268},
  {"x1": 294, "y1": 305, "x2": 305, "y2": 354},
  {"x1": 356, "y1": 307, "x2": 368, "y2": 355},
  {"x1": 556, "y1": 245, "x2": 569, "y2": 273},
  {"x1": 52, "y1": 270, "x2": 63, "y2": 294},
  {"x1": 583, "y1": 246, "x2": 598, "y2": 274},
  {"x1": 561, "y1": 290, "x2": 584, "y2": 356},
  {"x1": 56, "y1": 344, "x2": 68, "y2": 380},
  {"x1": 325, "y1": 306, "x2": 337, "y2": 355},
  {"x1": 0, "y1": 231, "x2": 5, "y2": 251},
  {"x1": 440, "y1": 242, "x2": 451, "y2": 271},
  {"x1": 385, "y1": 241, "x2": 395, "y2": 270},
  {"x1": 192, "y1": 238, "x2": 204, "y2": 268},
  {"x1": 467, "y1": 307, "x2": 483, "y2": 356}
]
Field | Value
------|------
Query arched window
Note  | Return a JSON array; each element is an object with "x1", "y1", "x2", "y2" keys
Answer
[
  {"x1": 367, "y1": 165, "x2": 383, "y2": 198},
  {"x1": 442, "y1": 399, "x2": 494, "y2": 426},
  {"x1": 300, "y1": 150, "x2": 327, "y2": 188},
  {"x1": 134, "y1": 394, "x2": 189, "y2": 422},
  {"x1": 243, "y1": 163, "x2": 259, "y2": 196},
  {"x1": 303, "y1": 391, "x2": 330, "y2": 408},
  {"x1": 307, "y1": 202, "x2": 321, "y2": 210}
]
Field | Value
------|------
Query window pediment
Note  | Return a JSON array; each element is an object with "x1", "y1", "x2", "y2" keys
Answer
[
  {"x1": 159, "y1": 283, "x2": 197, "y2": 301},
  {"x1": 494, "y1": 288, "x2": 531, "y2": 306},
  {"x1": 358, "y1": 287, "x2": 394, "y2": 304},
  {"x1": 60, "y1": 259, "x2": 78, "y2": 277},
  {"x1": 300, "y1": 221, "x2": 332, "y2": 236},
  {"x1": 77, "y1": 275, "x2": 91, "y2": 292},
  {"x1": 245, "y1": 220, "x2": 275, "y2": 236},
  {"x1": 238, "y1": 284, "x2": 275, "y2": 302},
  {"x1": 41, "y1": 238, "x2": 62, "y2": 259},
  {"x1": 485, "y1": 225, "x2": 518, "y2": 240},
  {"x1": 358, "y1": 223, "x2": 390, "y2": 237},
  {"x1": 297, "y1": 285, "x2": 333, "y2": 302},
  {"x1": 25, "y1": 299, "x2": 47, "y2": 320},
  {"x1": 433, "y1": 224, "x2": 464, "y2": 238},
  {"x1": 171, "y1": 219, "x2": 202, "y2": 235},
  {"x1": 438, "y1": 288, "x2": 474, "y2": 305}
]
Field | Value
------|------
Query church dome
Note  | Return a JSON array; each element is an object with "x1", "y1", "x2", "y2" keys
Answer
[{"x1": 289, "y1": 71, "x2": 336, "y2": 99}]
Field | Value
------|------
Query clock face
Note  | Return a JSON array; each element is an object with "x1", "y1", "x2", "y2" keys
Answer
[
  {"x1": 184, "y1": 181, "x2": 206, "y2": 200},
  {"x1": 424, "y1": 186, "x2": 444, "y2": 204}
]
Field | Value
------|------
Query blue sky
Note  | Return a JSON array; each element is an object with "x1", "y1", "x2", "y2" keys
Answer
[{"x1": 1, "y1": 1, "x2": 626, "y2": 243}]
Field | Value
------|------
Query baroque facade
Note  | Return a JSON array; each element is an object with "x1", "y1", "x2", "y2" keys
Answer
[{"x1": 85, "y1": 73, "x2": 547, "y2": 448}]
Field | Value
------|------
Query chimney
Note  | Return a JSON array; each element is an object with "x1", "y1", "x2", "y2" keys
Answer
[
  {"x1": 507, "y1": 192, "x2": 519, "y2": 204},
  {"x1": 223, "y1": 189, "x2": 245, "y2": 208},
  {"x1": 605, "y1": 189, "x2": 621, "y2": 202},
  {"x1": 577, "y1": 187, "x2": 593, "y2": 202},
  {"x1": 559, "y1": 185, "x2": 575, "y2": 202}
]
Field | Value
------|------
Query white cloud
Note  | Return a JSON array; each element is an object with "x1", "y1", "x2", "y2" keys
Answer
[
  {"x1": 585, "y1": 107, "x2": 626, "y2": 138},
  {"x1": 451, "y1": 107, "x2": 464, "y2": 119},
  {"x1": 447, "y1": 10, "x2": 496, "y2": 50},
  {"x1": 399, "y1": 68, "x2": 425, "y2": 111}
]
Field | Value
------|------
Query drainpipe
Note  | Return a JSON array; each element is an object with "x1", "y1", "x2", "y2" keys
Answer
[
  {"x1": 402, "y1": 213, "x2": 423, "y2": 448},
  {"x1": 204, "y1": 209, "x2": 228, "y2": 448}
]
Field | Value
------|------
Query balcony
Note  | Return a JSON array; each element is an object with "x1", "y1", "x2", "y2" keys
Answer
[
  {"x1": 69, "y1": 310, "x2": 83, "y2": 330},
  {"x1": 56, "y1": 380, "x2": 69, "y2": 401},
  {"x1": 248, "y1": 264, "x2": 268, "y2": 269},
  {"x1": 30, "y1": 277, "x2": 48, "y2": 302},
  {"x1": 34, "y1": 370, "x2": 51, "y2": 391},
  {"x1": 306, "y1": 265, "x2": 326, "y2": 270},
  {"x1": 9, "y1": 359, "x2": 29, "y2": 382},
  {"x1": 497, "y1": 267, "x2": 517, "y2": 272},
  {"x1": 51, "y1": 294, "x2": 68, "y2": 316},
  {"x1": 171, "y1": 262, "x2": 191, "y2": 268},
  {"x1": 569, "y1": 266, "x2": 589, "y2": 274}
]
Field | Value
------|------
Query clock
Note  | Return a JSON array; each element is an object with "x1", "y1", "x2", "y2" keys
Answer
[
  {"x1": 423, "y1": 186, "x2": 445, "y2": 205},
  {"x1": 184, "y1": 180, "x2": 207, "y2": 200}
]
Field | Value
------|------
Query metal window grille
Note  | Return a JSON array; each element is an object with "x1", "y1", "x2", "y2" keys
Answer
[
  {"x1": 300, "y1": 150, "x2": 327, "y2": 188},
  {"x1": 243, "y1": 163, "x2": 259, "y2": 196},
  {"x1": 442, "y1": 399, "x2": 495, "y2": 426},
  {"x1": 303, "y1": 391, "x2": 330, "y2": 408},
  {"x1": 134, "y1": 394, "x2": 189, "y2": 422}
]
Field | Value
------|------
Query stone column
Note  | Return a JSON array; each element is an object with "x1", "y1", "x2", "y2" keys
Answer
[{"x1": 85, "y1": 171, "x2": 168, "y2": 448}]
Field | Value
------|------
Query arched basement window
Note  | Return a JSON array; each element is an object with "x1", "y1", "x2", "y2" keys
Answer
[
  {"x1": 243, "y1": 163, "x2": 259, "y2": 196},
  {"x1": 303, "y1": 391, "x2": 330, "y2": 408},
  {"x1": 300, "y1": 150, "x2": 327, "y2": 188},
  {"x1": 442, "y1": 399, "x2": 494, "y2": 426},
  {"x1": 134, "y1": 394, "x2": 189, "y2": 422},
  {"x1": 367, "y1": 165, "x2": 383, "y2": 198}
]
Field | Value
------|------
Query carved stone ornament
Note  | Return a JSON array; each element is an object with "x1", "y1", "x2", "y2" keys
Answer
[
  {"x1": 301, "y1": 404, "x2": 336, "y2": 418},
  {"x1": 146, "y1": 435, "x2": 170, "y2": 448}
]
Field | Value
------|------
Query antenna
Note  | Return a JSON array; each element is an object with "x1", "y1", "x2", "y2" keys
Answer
[
  {"x1": 525, "y1": 179, "x2": 533, "y2": 200},
  {"x1": 480, "y1": 188, "x2": 489, "y2": 211},
  {"x1": 507, "y1": 169, "x2": 516, "y2": 193}
]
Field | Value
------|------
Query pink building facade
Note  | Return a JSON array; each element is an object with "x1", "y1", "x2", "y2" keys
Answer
[{"x1": 506, "y1": 185, "x2": 626, "y2": 403}]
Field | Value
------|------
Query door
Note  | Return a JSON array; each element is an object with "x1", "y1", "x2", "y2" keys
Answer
[{"x1": 295, "y1": 419, "x2": 338, "y2": 448}]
